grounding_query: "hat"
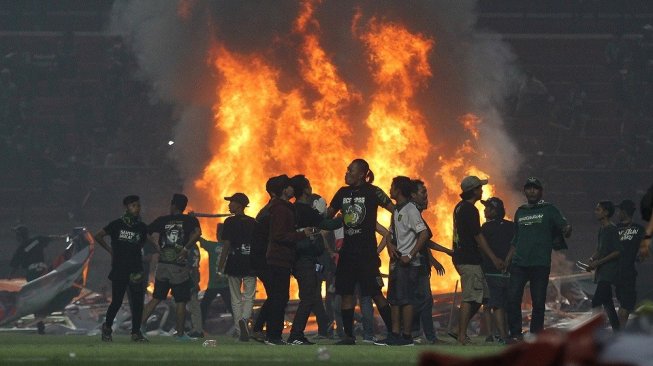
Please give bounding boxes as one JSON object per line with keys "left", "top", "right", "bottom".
{"left": 171, "top": 193, "right": 188, "bottom": 211}
{"left": 122, "top": 195, "right": 140, "bottom": 206}
{"left": 617, "top": 199, "right": 636, "bottom": 217}
{"left": 460, "top": 176, "right": 488, "bottom": 192}
{"left": 225, "top": 192, "right": 250, "bottom": 207}
{"left": 481, "top": 197, "right": 504, "bottom": 209}
{"left": 524, "top": 177, "right": 543, "bottom": 189}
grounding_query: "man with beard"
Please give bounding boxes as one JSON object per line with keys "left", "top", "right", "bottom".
{"left": 327, "top": 159, "right": 394, "bottom": 345}
{"left": 506, "top": 177, "right": 572, "bottom": 342}
{"left": 451, "top": 176, "right": 505, "bottom": 345}
{"left": 142, "top": 193, "right": 201, "bottom": 341}
{"left": 614, "top": 200, "right": 645, "bottom": 327}
{"left": 95, "top": 195, "right": 149, "bottom": 342}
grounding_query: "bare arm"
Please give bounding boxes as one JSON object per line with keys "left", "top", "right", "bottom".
{"left": 427, "top": 249, "right": 445, "bottom": 276}
{"left": 427, "top": 240, "right": 453, "bottom": 256}
{"left": 640, "top": 219, "right": 653, "bottom": 259}
{"left": 94, "top": 229, "right": 112, "bottom": 255}
{"left": 588, "top": 250, "right": 619, "bottom": 270}
{"left": 217, "top": 240, "right": 231, "bottom": 273}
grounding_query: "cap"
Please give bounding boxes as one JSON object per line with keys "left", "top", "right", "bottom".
{"left": 481, "top": 197, "right": 504, "bottom": 209}
{"left": 616, "top": 199, "right": 636, "bottom": 217}
{"left": 224, "top": 192, "right": 250, "bottom": 207}
{"left": 460, "top": 176, "right": 488, "bottom": 192}
{"left": 524, "top": 177, "right": 543, "bottom": 189}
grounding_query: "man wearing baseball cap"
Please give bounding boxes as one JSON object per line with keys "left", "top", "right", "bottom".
{"left": 218, "top": 192, "right": 257, "bottom": 341}
{"left": 506, "top": 177, "right": 572, "bottom": 343}
{"left": 451, "top": 176, "right": 505, "bottom": 345}
{"left": 614, "top": 199, "right": 645, "bottom": 327}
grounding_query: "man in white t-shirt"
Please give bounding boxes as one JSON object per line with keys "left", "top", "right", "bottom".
{"left": 375, "top": 176, "right": 429, "bottom": 347}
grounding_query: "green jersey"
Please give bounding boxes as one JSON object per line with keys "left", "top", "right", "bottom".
{"left": 199, "top": 238, "right": 229, "bottom": 289}
{"left": 512, "top": 201, "right": 568, "bottom": 267}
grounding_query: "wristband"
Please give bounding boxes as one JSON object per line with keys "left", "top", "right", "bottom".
{"left": 407, "top": 253, "right": 412, "bottom": 259}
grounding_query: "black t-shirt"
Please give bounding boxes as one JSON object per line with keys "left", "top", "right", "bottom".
{"left": 222, "top": 214, "right": 257, "bottom": 277}
{"left": 330, "top": 183, "right": 391, "bottom": 258}
{"left": 148, "top": 213, "right": 201, "bottom": 266}
{"left": 453, "top": 200, "right": 482, "bottom": 265}
{"left": 481, "top": 219, "right": 515, "bottom": 273}
{"left": 10, "top": 236, "right": 51, "bottom": 269}
{"left": 103, "top": 218, "right": 147, "bottom": 280}
{"left": 616, "top": 222, "right": 645, "bottom": 283}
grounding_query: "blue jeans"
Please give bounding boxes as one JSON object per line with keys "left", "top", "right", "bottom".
{"left": 507, "top": 265, "right": 550, "bottom": 337}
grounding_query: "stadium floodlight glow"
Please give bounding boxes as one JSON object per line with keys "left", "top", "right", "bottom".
{"left": 168, "top": 140, "right": 175, "bottom": 146}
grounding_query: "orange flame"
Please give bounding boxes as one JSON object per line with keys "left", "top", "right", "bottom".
{"left": 192, "top": 1, "right": 508, "bottom": 297}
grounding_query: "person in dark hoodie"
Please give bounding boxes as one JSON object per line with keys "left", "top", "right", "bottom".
{"left": 264, "top": 175, "right": 316, "bottom": 345}
{"left": 506, "top": 177, "right": 572, "bottom": 343}
{"left": 286, "top": 175, "right": 342, "bottom": 345}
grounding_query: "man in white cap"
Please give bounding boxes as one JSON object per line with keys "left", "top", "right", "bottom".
{"left": 451, "top": 176, "right": 505, "bottom": 345}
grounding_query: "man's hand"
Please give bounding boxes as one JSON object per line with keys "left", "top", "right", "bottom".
{"left": 493, "top": 258, "right": 506, "bottom": 272}
{"left": 587, "top": 259, "right": 597, "bottom": 271}
{"left": 176, "top": 247, "right": 188, "bottom": 262}
{"left": 640, "top": 238, "right": 650, "bottom": 260}
{"left": 387, "top": 242, "right": 400, "bottom": 259}
{"left": 432, "top": 260, "right": 445, "bottom": 276}
{"left": 400, "top": 255, "right": 411, "bottom": 265}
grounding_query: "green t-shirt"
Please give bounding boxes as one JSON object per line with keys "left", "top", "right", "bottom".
{"left": 199, "top": 238, "right": 229, "bottom": 289}
{"left": 595, "top": 223, "right": 621, "bottom": 283}
{"left": 512, "top": 201, "right": 568, "bottom": 267}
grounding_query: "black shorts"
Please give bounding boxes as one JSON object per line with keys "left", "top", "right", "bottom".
{"left": 153, "top": 278, "right": 191, "bottom": 303}
{"left": 335, "top": 254, "right": 383, "bottom": 297}
{"left": 485, "top": 275, "right": 509, "bottom": 309}
{"left": 387, "top": 263, "right": 419, "bottom": 306}
{"left": 616, "top": 281, "right": 637, "bottom": 312}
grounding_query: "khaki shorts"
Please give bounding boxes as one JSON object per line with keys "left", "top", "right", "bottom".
{"left": 456, "top": 264, "right": 489, "bottom": 304}
{"left": 155, "top": 262, "right": 190, "bottom": 285}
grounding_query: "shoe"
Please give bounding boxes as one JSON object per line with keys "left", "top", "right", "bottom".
{"left": 101, "top": 323, "right": 113, "bottom": 342}
{"left": 176, "top": 334, "right": 193, "bottom": 341}
{"left": 373, "top": 334, "right": 396, "bottom": 346}
{"left": 429, "top": 338, "right": 448, "bottom": 345}
{"left": 312, "top": 334, "right": 330, "bottom": 340}
{"left": 131, "top": 331, "right": 149, "bottom": 342}
{"left": 251, "top": 331, "right": 266, "bottom": 343}
{"left": 264, "top": 338, "right": 287, "bottom": 346}
{"left": 238, "top": 318, "right": 250, "bottom": 342}
{"left": 394, "top": 336, "right": 414, "bottom": 347}
{"left": 287, "top": 336, "right": 315, "bottom": 345}
{"left": 362, "top": 336, "right": 378, "bottom": 343}
{"left": 504, "top": 336, "right": 523, "bottom": 345}
{"left": 496, "top": 337, "right": 506, "bottom": 345}
{"left": 447, "top": 331, "right": 471, "bottom": 343}
{"left": 188, "top": 331, "right": 204, "bottom": 338}
{"left": 334, "top": 337, "right": 355, "bottom": 345}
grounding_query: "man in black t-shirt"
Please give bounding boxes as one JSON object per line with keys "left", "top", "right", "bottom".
{"left": 480, "top": 197, "right": 514, "bottom": 343}
{"left": 94, "top": 195, "right": 149, "bottom": 342}
{"left": 327, "top": 159, "right": 394, "bottom": 345}
{"left": 218, "top": 192, "right": 257, "bottom": 342}
{"left": 614, "top": 200, "right": 645, "bottom": 327}
{"left": 452, "top": 176, "right": 504, "bottom": 345}
{"left": 141, "top": 193, "right": 201, "bottom": 340}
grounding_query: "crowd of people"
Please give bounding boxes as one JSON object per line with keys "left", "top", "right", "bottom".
{"left": 10, "top": 158, "right": 649, "bottom": 345}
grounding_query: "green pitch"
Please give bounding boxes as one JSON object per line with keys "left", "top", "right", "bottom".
{"left": 0, "top": 334, "right": 503, "bottom": 365}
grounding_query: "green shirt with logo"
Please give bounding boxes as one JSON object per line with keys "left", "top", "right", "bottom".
{"left": 595, "top": 223, "right": 621, "bottom": 283}
{"left": 199, "top": 238, "right": 229, "bottom": 289}
{"left": 512, "top": 201, "right": 568, "bottom": 267}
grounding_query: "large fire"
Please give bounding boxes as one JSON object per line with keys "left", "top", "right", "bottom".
{"left": 192, "top": 0, "right": 501, "bottom": 298}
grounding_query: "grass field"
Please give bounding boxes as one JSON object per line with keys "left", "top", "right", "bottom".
{"left": 0, "top": 334, "right": 503, "bottom": 365}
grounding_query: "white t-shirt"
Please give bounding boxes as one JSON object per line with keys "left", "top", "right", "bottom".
{"left": 392, "top": 201, "right": 427, "bottom": 264}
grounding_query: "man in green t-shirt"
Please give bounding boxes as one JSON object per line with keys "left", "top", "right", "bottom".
{"left": 586, "top": 201, "right": 621, "bottom": 331}
{"left": 199, "top": 223, "right": 232, "bottom": 328}
{"left": 506, "top": 177, "right": 572, "bottom": 342}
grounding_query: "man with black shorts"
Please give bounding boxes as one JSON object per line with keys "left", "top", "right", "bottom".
{"left": 587, "top": 201, "right": 621, "bottom": 331}
{"left": 376, "top": 176, "right": 429, "bottom": 346}
{"left": 327, "top": 159, "right": 394, "bottom": 345}
{"left": 95, "top": 195, "right": 149, "bottom": 342}
{"left": 480, "top": 197, "right": 514, "bottom": 343}
{"left": 142, "top": 193, "right": 201, "bottom": 340}
{"left": 614, "top": 200, "right": 644, "bottom": 327}
{"left": 452, "top": 176, "right": 505, "bottom": 345}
